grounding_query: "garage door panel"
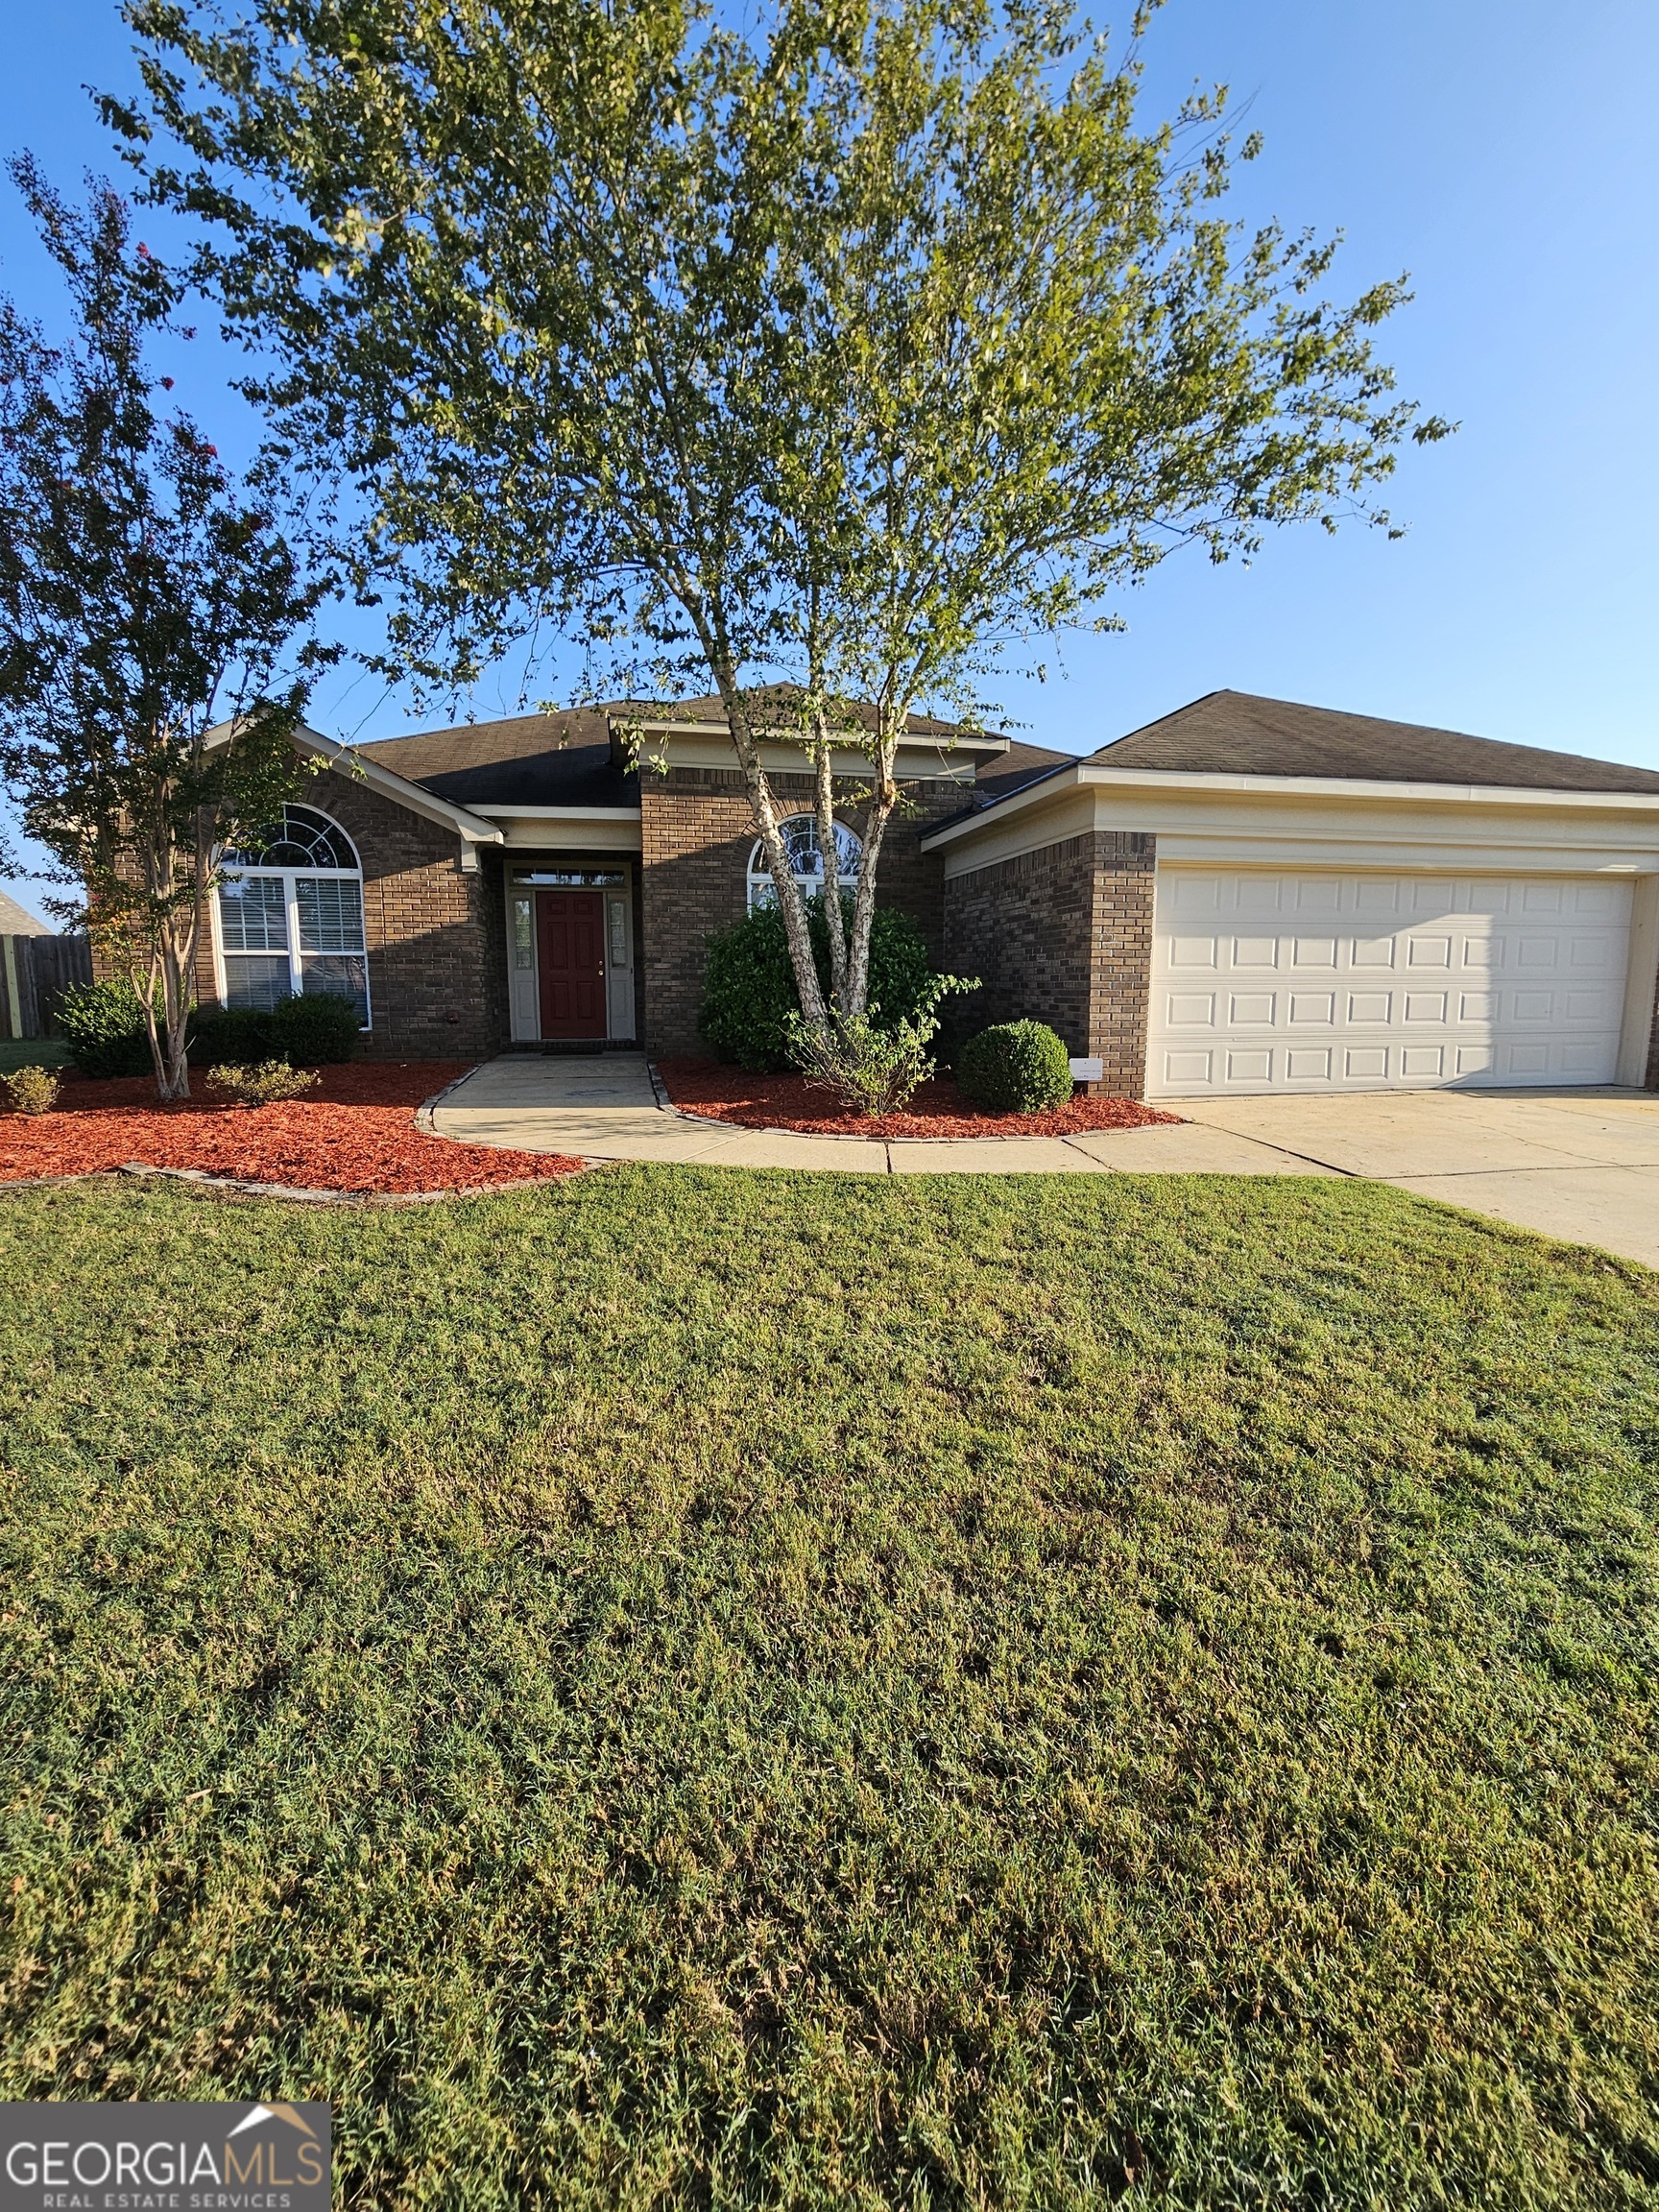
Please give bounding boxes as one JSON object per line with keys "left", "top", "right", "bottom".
{"left": 1150, "top": 869, "right": 1633, "bottom": 1095}
{"left": 1169, "top": 933, "right": 1220, "bottom": 970}
{"left": 1291, "top": 935, "right": 1338, "bottom": 968}
{"left": 1286, "top": 1046, "right": 1332, "bottom": 1079}
{"left": 1350, "top": 935, "right": 1398, "bottom": 969}
{"left": 1345, "top": 1046, "right": 1390, "bottom": 1080}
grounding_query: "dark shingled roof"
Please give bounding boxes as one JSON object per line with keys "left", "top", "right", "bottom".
{"left": 359, "top": 710, "right": 639, "bottom": 810}
{"left": 356, "top": 695, "right": 1012, "bottom": 811}
{"left": 974, "top": 739, "right": 1077, "bottom": 803}
{"left": 1089, "top": 690, "right": 1659, "bottom": 793}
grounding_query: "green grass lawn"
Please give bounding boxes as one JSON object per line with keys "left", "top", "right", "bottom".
{"left": 0, "top": 1036, "right": 71, "bottom": 1073}
{"left": 2, "top": 1167, "right": 1657, "bottom": 2208}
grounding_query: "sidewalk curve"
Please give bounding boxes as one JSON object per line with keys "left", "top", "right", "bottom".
{"left": 429, "top": 1054, "right": 1659, "bottom": 1267}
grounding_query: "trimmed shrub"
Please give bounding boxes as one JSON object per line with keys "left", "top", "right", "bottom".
{"left": 190, "top": 994, "right": 359, "bottom": 1069}
{"left": 55, "top": 981, "right": 360, "bottom": 1080}
{"left": 2, "top": 1065, "right": 60, "bottom": 1116}
{"left": 957, "top": 1021, "right": 1074, "bottom": 1114}
{"left": 785, "top": 974, "right": 977, "bottom": 1118}
{"left": 265, "top": 992, "right": 361, "bottom": 1066}
{"left": 700, "top": 900, "right": 937, "bottom": 1071}
{"left": 204, "top": 1059, "right": 320, "bottom": 1107}
{"left": 57, "top": 979, "right": 152, "bottom": 1079}
{"left": 189, "top": 1005, "right": 271, "bottom": 1069}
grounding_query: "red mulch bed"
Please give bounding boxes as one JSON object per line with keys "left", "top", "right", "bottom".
{"left": 0, "top": 1062, "right": 583, "bottom": 1195}
{"left": 657, "top": 1057, "right": 1183, "bottom": 1140}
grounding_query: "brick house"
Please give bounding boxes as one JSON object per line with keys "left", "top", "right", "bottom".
{"left": 206, "top": 689, "right": 1659, "bottom": 1098}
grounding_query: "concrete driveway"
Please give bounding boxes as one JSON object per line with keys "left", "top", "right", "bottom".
{"left": 1174, "top": 1088, "right": 1659, "bottom": 1268}
{"left": 431, "top": 1056, "right": 1659, "bottom": 1269}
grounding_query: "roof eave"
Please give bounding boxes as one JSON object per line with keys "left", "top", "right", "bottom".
{"left": 920, "top": 760, "right": 1659, "bottom": 850}
{"left": 619, "top": 711, "right": 1009, "bottom": 756}
{"left": 474, "top": 805, "right": 642, "bottom": 822}
{"left": 1072, "top": 763, "right": 1659, "bottom": 807}
{"left": 293, "top": 726, "right": 506, "bottom": 845}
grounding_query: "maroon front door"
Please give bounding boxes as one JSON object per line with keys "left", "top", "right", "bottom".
{"left": 537, "top": 889, "right": 608, "bottom": 1039}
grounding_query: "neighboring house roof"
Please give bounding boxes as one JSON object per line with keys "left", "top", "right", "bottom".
{"left": 1088, "top": 690, "right": 1659, "bottom": 794}
{"left": 0, "top": 889, "right": 52, "bottom": 934}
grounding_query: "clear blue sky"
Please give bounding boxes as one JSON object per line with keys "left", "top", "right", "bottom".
{"left": 2, "top": 0, "right": 1655, "bottom": 917}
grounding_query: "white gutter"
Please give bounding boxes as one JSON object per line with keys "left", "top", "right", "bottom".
{"left": 622, "top": 713, "right": 1008, "bottom": 755}
{"left": 477, "top": 805, "right": 641, "bottom": 822}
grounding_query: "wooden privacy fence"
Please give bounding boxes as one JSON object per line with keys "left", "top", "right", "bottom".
{"left": 0, "top": 933, "right": 92, "bottom": 1040}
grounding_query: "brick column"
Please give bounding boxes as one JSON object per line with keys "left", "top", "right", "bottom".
{"left": 943, "top": 829, "right": 1156, "bottom": 1096}
{"left": 1086, "top": 831, "right": 1156, "bottom": 1096}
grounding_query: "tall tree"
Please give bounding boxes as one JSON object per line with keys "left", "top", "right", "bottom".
{"left": 0, "top": 157, "right": 333, "bottom": 1097}
{"left": 767, "top": 1, "right": 1454, "bottom": 1014}
{"left": 110, "top": 0, "right": 1448, "bottom": 1037}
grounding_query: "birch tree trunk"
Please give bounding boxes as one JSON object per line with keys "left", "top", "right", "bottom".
{"left": 844, "top": 709, "right": 902, "bottom": 1018}
{"left": 703, "top": 661, "right": 831, "bottom": 1033}
{"left": 810, "top": 707, "right": 848, "bottom": 1008}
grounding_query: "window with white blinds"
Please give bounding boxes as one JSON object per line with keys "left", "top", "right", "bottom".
{"left": 216, "top": 805, "right": 371, "bottom": 1024}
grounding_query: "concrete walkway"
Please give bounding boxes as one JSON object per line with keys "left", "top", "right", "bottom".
{"left": 431, "top": 1054, "right": 1659, "bottom": 1267}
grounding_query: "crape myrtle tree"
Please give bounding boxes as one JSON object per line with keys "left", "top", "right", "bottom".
{"left": 108, "top": 0, "right": 1449, "bottom": 1043}
{"left": 0, "top": 157, "right": 333, "bottom": 1098}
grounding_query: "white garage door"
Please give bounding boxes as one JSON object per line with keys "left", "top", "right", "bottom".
{"left": 1148, "top": 869, "right": 1633, "bottom": 1096}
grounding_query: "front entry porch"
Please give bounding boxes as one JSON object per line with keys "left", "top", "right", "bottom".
{"left": 505, "top": 863, "right": 638, "bottom": 1045}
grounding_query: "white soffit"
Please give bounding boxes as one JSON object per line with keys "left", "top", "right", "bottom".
{"left": 489, "top": 810, "right": 643, "bottom": 853}
{"left": 628, "top": 725, "right": 997, "bottom": 781}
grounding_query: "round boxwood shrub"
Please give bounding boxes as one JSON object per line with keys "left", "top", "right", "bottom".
{"left": 956, "top": 1021, "right": 1074, "bottom": 1114}
{"left": 264, "top": 991, "right": 361, "bottom": 1065}
{"left": 700, "top": 900, "right": 935, "bottom": 1071}
{"left": 56, "top": 978, "right": 152, "bottom": 1079}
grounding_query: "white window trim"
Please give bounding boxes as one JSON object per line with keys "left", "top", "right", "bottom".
{"left": 746, "top": 816, "right": 862, "bottom": 914}
{"left": 212, "top": 811, "right": 373, "bottom": 1030}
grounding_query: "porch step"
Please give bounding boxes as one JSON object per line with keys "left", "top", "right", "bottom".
{"left": 503, "top": 1040, "right": 633, "bottom": 1057}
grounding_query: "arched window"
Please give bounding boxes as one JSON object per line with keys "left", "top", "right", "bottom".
{"left": 746, "top": 815, "right": 862, "bottom": 914}
{"left": 216, "top": 803, "right": 371, "bottom": 1024}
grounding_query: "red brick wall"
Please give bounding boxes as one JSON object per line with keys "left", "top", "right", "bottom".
{"left": 638, "top": 765, "right": 969, "bottom": 1056}
{"left": 943, "top": 830, "right": 1156, "bottom": 1096}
